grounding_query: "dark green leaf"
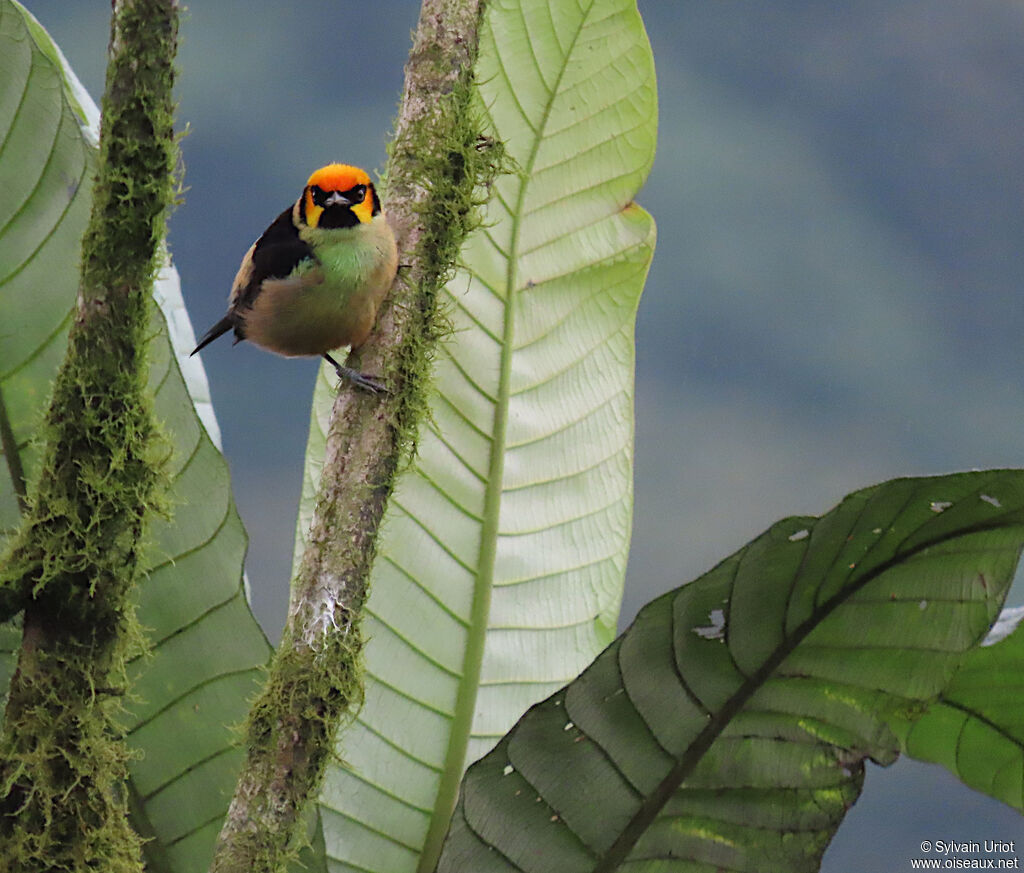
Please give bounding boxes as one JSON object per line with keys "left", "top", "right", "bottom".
{"left": 438, "top": 470, "right": 1024, "bottom": 872}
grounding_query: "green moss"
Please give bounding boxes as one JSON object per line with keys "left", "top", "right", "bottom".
{"left": 226, "top": 629, "right": 365, "bottom": 871}
{"left": 0, "top": 1, "right": 179, "bottom": 870}
{"left": 380, "top": 76, "right": 508, "bottom": 474}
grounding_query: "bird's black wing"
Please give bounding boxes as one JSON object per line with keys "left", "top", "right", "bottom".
{"left": 191, "top": 206, "right": 317, "bottom": 355}
{"left": 235, "top": 206, "right": 316, "bottom": 309}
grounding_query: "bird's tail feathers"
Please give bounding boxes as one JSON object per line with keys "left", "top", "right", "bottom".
{"left": 191, "top": 315, "right": 235, "bottom": 356}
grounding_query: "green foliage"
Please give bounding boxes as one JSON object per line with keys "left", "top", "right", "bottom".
{"left": 0, "top": 0, "right": 95, "bottom": 549}
{"left": 125, "top": 301, "right": 287, "bottom": 873}
{"left": 437, "top": 470, "right": 1024, "bottom": 871}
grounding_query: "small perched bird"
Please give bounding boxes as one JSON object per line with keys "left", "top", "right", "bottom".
{"left": 191, "top": 163, "right": 398, "bottom": 392}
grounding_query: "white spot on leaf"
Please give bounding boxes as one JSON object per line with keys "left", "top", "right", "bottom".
{"left": 693, "top": 608, "right": 726, "bottom": 640}
{"left": 980, "top": 494, "right": 1002, "bottom": 508}
{"left": 788, "top": 529, "right": 809, "bottom": 542}
{"left": 930, "top": 501, "right": 953, "bottom": 513}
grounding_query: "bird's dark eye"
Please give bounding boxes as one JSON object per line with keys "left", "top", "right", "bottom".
{"left": 345, "top": 184, "right": 367, "bottom": 203}
{"left": 310, "top": 185, "right": 327, "bottom": 207}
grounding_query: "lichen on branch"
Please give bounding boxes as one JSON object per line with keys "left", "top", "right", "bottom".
{"left": 0, "top": 1, "right": 179, "bottom": 870}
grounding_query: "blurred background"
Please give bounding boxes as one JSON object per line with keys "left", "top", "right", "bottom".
{"left": 28, "top": 1, "right": 1024, "bottom": 867}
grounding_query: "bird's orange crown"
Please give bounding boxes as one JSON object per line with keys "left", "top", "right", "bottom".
{"left": 306, "top": 163, "right": 371, "bottom": 192}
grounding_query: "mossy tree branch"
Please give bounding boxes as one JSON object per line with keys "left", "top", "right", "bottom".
{"left": 0, "top": 1, "right": 178, "bottom": 870}
{"left": 209, "top": 1, "right": 502, "bottom": 870}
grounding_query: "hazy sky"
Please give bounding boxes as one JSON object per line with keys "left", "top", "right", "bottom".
{"left": 25, "top": 1, "right": 1024, "bottom": 867}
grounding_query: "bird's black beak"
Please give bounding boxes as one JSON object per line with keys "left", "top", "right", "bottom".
{"left": 324, "top": 191, "right": 351, "bottom": 207}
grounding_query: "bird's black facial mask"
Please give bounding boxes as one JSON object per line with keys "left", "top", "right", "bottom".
{"left": 308, "top": 184, "right": 367, "bottom": 229}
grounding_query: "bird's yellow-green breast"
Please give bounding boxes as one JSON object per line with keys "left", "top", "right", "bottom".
{"left": 245, "top": 214, "right": 397, "bottom": 355}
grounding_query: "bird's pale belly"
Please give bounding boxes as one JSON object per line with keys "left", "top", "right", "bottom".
{"left": 243, "top": 274, "right": 376, "bottom": 357}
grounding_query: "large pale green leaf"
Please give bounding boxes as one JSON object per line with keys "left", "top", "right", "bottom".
{"left": 436, "top": 470, "right": 1024, "bottom": 871}
{"left": 0, "top": 6, "right": 324, "bottom": 871}
{"left": 0, "top": 0, "right": 94, "bottom": 536}
{"left": 293, "top": 0, "right": 657, "bottom": 869}
{"left": 127, "top": 268, "right": 273, "bottom": 873}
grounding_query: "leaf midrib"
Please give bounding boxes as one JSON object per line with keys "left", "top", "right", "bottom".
{"left": 416, "top": 5, "right": 597, "bottom": 871}
{"left": 592, "top": 499, "right": 1024, "bottom": 872}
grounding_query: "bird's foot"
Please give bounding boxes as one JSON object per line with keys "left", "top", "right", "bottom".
{"left": 333, "top": 364, "right": 387, "bottom": 394}
{"left": 323, "top": 352, "right": 387, "bottom": 394}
